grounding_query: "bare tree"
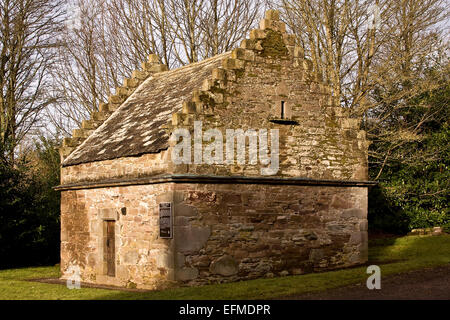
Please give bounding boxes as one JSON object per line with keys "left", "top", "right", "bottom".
{"left": 279, "top": 0, "right": 384, "bottom": 108}
{"left": 279, "top": 0, "right": 447, "bottom": 105}
{"left": 48, "top": 0, "right": 264, "bottom": 136}
{"left": 278, "top": 0, "right": 449, "bottom": 178}
{"left": 0, "top": 0, "right": 64, "bottom": 164}
{"left": 48, "top": 0, "right": 124, "bottom": 135}
{"left": 200, "top": 0, "right": 264, "bottom": 58}
{"left": 107, "top": 0, "right": 264, "bottom": 67}
{"left": 107, "top": 0, "right": 173, "bottom": 68}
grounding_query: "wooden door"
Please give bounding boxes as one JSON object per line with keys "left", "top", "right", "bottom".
{"left": 105, "top": 221, "right": 115, "bottom": 277}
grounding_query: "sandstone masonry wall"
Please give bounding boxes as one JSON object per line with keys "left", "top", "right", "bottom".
{"left": 61, "top": 184, "right": 176, "bottom": 289}
{"left": 60, "top": 182, "right": 367, "bottom": 289}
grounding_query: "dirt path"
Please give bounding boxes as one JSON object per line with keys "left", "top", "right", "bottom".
{"left": 284, "top": 264, "right": 450, "bottom": 300}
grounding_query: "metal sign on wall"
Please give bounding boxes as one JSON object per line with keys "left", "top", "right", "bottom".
{"left": 159, "top": 202, "right": 173, "bottom": 239}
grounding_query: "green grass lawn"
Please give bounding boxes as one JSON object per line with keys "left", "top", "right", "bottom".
{"left": 1, "top": 234, "right": 449, "bottom": 300}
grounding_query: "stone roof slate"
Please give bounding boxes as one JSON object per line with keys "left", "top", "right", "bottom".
{"left": 63, "top": 52, "right": 230, "bottom": 167}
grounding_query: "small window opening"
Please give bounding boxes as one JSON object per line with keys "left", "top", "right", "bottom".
{"left": 270, "top": 100, "right": 298, "bottom": 125}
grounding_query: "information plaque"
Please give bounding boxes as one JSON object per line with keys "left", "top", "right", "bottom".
{"left": 159, "top": 202, "right": 173, "bottom": 238}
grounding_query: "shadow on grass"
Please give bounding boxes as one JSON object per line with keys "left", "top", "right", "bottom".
{"left": 6, "top": 234, "right": 448, "bottom": 300}
{"left": 93, "top": 235, "right": 450, "bottom": 300}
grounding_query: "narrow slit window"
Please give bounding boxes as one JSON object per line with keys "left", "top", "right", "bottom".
{"left": 281, "top": 101, "right": 285, "bottom": 119}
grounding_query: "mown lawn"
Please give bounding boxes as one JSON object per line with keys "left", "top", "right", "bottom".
{"left": 0, "top": 234, "right": 449, "bottom": 300}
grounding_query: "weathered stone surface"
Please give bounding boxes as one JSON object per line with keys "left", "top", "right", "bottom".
{"left": 155, "top": 252, "right": 174, "bottom": 269}
{"left": 174, "top": 216, "right": 190, "bottom": 226}
{"left": 342, "top": 208, "right": 365, "bottom": 219}
{"left": 175, "top": 226, "right": 211, "bottom": 253}
{"left": 309, "top": 249, "right": 324, "bottom": 262}
{"left": 210, "top": 255, "right": 239, "bottom": 276}
{"left": 60, "top": 183, "right": 369, "bottom": 290}
{"left": 176, "top": 267, "right": 199, "bottom": 281}
{"left": 99, "top": 208, "right": 117, "bottom": 220}
{"left": 349, "top": 231, "right": 363, "bottom": 244}
{"left": 176, "top": 253, "right": 186, "bottom": 267}
{"left": 174, "top": 204, "right": 198, "bottom": 217}
{"left": 191, "top": 255, "right": 211, "bottom": 268}
{"left": 123, "top": 251, "right": 139, "bottom": 265}
{"left": 359, "top": 220, "right": 368, "bottom": 231}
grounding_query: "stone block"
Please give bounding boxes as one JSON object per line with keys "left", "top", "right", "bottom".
{"left": 250, "top": 29, "right": 267, "bottom": 40}
{"left": 174, "top": 216, "right": 190, "bottom": 226}
{"left": 99, "top": 102, "right": 109, "bottom": 112}
{"left": 231, "top": 48, "right": 255, "bottom": 61}
{"left": 309, "top": 249, "right": 324, "bottom": 262}
{"left": 174, "top": 204, "right": 197, "bottom": 217}
{"left": 123, "top": 78, "right": 140, "bottom": 88}
{"left": 349, "top": 231, "right": 363, "bottom": 244}
{"left": 212, "top": 68, "right": 226, "bottom": 81}
{"left": 182, "top": 101, "right": 196, "bottom": 114}
{"left": 222, "top": 58, "right": 245, "bottom": 70}
{"left": 123, "top": 251, "right": 139, "bottom": 265}
{"left": 148, "top": 54, "right": 160, "bottom": 63}
{"left": 259, "top": 19, "right": 274, "bottom": 30}
{"left": 342, "top": 208, "right": 365, "bottom": 219}
{"left": 116, "top": 265, "right": 129, "bottom": 279}
{"left": 359, "top": 220, "right": 368, "bottom": 231}
{"left": 176, "top": 267, "right": 199, "bottom": 281}
{"left": 155, "top": 252, "right": 174, "bottom": 269}
{"left": 176, "top": 253, "right": 185, "bottom": 267}
{"left": 99, "top": 208, "right": 117, "bottom": 220}
{"left": 192, "top": 255, "right": 211, "bottom": 268}
{"left": 265, "top": 10, "right": 280, "bottom": 21}
{"left": 132, "top": 70, "right": 149, "bottom": 80}
{"left": 210, "top": 255, "right": 239, "bottom": 276}
{"left": 108, "top": 94, "right": 126, "bottom": 104}
{"left": 240, "top": 39, "right": 255, "bottom": 50}
{"left": 175, "top": 225, "right": 211, "bottom": 253}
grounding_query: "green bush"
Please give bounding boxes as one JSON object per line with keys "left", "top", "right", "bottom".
{"left": 368, "top": 74, "right": 449, "bottom": 233}
{"left": 368, "top": 186, "right": 410, "bottom": 234}
{"left": 443, "top": 222, "right": 450, "bottom": 234}
{"left": 0, "top": 137, "right": 60, "bottom": 269}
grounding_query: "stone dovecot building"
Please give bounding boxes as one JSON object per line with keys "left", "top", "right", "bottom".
{"left": 56, "top": 10, "right": 375, "bottom": 290}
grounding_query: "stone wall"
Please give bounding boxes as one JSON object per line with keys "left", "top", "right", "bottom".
{"left": 60, "top": 10, "right": 370, "bottom": 187}
{"left": 60, "top": 184, "right": 176, "bottom": 290}
{"left": 167, "top": 10, "right": 369, "bottom": 180}
{"left": 60, "top": 181, "right": 367, "bottom": 289}
{"left": 172, "top": 183, "right": 367, "bottom": 286}
{"left": 61, "top": 151, "right": 171, "bottom": 185}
